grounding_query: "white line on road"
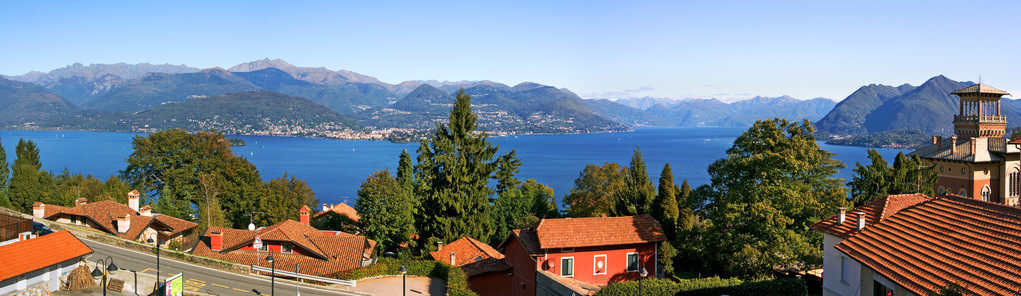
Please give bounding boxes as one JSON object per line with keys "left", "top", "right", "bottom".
{"left": 79, "top": 237, "right": 365, "bottom": 296}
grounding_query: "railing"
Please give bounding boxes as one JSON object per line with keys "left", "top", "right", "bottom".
{"left": 954, "top": 115, "right": 1007, "bottom": 123}
{"left": 251, "top": 264, "right": 357, "bottom": 287}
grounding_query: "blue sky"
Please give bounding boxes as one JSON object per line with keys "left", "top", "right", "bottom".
{"left": 2, "top": 1, "right": 1019, "bottom": 101}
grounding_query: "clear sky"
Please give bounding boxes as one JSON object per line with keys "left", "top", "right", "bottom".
{"left": 2, "top": 0, "right": 1019, "bottom": 101}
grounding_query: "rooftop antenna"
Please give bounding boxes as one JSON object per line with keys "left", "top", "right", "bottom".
{"left": 246, "top": 210, "right": 263, "bottom": 230}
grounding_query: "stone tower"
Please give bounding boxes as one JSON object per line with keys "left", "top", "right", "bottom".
{"left": 952, "top": 83, "right": 1010, "bottom": 138}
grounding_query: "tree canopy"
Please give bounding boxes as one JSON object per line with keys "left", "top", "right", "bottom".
{"left": 848, "top": 150, "right": 936, "bottom": 207}
{"left": 0, "top": 137, "right": 9, "bottom": 208}
{"left": 563, "top": 162, "right": 627, "bottom": 217}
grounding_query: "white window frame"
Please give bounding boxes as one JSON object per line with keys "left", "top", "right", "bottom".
{"left": 626, "top": 252, "right": 639, "bottom": 272}
{"left": 257, "top": 242, "right": 268, "bottom": 252}
{"left": 981, "top": 185, "right": 991, "bottom": 202}
{"left": 593, "top": 254, "right": 607, "bottom": 275}
{"left": 561, "top": 257, "right": 574, "bottom": 278}
{"left": 840, "top": 255, "right": 850, "bottom": 284}
{"left": 281, "top": 243, "right": 293, "bottom": 254}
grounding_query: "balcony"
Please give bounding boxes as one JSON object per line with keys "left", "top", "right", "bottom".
{"left": 953, "top": 115, "right": 1007, "bottom": 124}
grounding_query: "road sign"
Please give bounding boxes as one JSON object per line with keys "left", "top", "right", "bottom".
{"left": 253, "top": 236, "right": 263, "bottom": 250}
{"left": 164, "top": 273, "right": 183, "bottom": 296}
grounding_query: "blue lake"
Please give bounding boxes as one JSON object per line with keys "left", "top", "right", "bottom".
{"left": 0, "top": 128, "right": 908, "bottom": 206}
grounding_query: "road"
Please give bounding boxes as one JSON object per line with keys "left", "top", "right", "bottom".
{"left": 81, "top": 238, "right": 363, "bottom": 296}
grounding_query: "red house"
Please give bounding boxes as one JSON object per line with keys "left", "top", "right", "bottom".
{"left": 430, "top": 236, "right": 513, "bottom": 296}
{"left": 499, "top": 215, "right": 667, "bottom": 295}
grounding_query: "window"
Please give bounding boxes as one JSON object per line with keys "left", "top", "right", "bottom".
{"left": 873, "top": 280, "right": 894, "bottom": 296}
{"left": 594, "top": 255, "right": 607, "bottom": 275}
{"left": 281, "top": 243, "right": 293, "bottom": 254}
{"left": 981, "top": 185, "right": 991, "bottom": 202}
{"left": 1010, "top": 169, "right": 1020, "bottom": 197}
{"left": 959, "top": 188, "right": 967, "bottom": 197}
{"left": 938, "top": 186, "right": 946, "bottom": 196}
{"left": 840, "top": 256, "right": 850, "bottom": 284}
{"left": 257, "top": 242, "right": 268, "bottom": 252}
{"left": 561, "top": 257, "right": 574, "bottom": 277}
{"left": 626, "top": 252, "right": 639, "bottom": 272}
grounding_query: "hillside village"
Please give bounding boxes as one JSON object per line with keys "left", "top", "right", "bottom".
{"left": 2, "top": 83, "right": 1021, "bottom": 296}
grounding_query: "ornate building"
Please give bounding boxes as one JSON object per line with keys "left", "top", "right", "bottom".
{"left": 912, "top": 83, "right": 1019, "bottom": 205}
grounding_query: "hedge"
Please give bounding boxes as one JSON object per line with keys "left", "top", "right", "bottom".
{"left": 594, "top": 277, "right": 806, "bottom": 296}
{"left": 333, "top": 258, "right": 477, "bottom": 296}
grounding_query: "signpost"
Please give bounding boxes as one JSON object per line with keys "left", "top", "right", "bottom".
{"left": 164, "top": 273, "right": 183, "bottom": 296}
{"left": 253, "top": 236, "right": 263, "bottom": 250}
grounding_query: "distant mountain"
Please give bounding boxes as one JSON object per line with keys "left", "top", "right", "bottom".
{"left": 2, "top": 62, "right": 200, "bottom": 105}
{"left": 82, "top": 68, "right": 260, "bottom": 111}
{"left": 228, "top": 58, "right": 384, "bottom": 86}
{"left": 592, "top": 95, "right": 836, "bottom": 128}
{"left": 74, "top": 90, "right": 360, "bottom": 135}
{"left": 583, "top": 99, "right": 671, "bottom": 126}
{"left": 0, "top": 77, "right": 78, "bottom": 126}
{"left": 614, "top": 97, "right": 683, "bottom": 110}
{"left": 231, "top": 68, "right": 394, "bottom": 115}
{"left": 814, "top": 83, "right": 914, "bottom": 136}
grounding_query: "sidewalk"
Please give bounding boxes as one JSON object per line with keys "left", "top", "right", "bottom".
{"left": 49, "top": 261, "right": 213, "bottom": 296}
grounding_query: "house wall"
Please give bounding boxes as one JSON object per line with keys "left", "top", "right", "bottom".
{"left": 537, "top": 243, "right": 655, "bottom": 286}
{"left": 468, "top": 271, "right": 512, "bottom": 296}
{"left": 238, "top": 241, "right": 317, "bottom": 256}
{"left": 0, "top": 257, "right": 82, "bottom": 294}
{"left": 502, "top": 237, "right": 536, "bottom": 296}
{"left": 821, "top": 233, "right": 859, "bottom": 296}
{"left": 859, "top": 265, "right": 917, "bottom": 296}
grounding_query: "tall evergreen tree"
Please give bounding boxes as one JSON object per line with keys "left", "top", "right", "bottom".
{"left": 9, "top": 139, "right": 44, "bottom": 212}
{"left": 615, "top": 147, "right": 655, "bottom": 216}
{"left": 397, "top": 149, "right": 414, "bottom": 193}
{"left": 0, "top": 137, "right": 10, "bottom": 208}
{"left": 654, "top": 163, "right": 680, "bottom": 238}
{"left": 675, "top": 179, "right": 695, "bottom": 231}
{"left": 415, "top": 89, "right": 502, "bottom": 244}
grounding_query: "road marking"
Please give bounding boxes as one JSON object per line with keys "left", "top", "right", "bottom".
{"left": 139, "top": 268, "right": 156, "bottom": 274}
{"left": 234, "top": 287, "right": 249, "bottom": 292}
{"left": 211, "top": 283, "right": 230, "bottom": 288}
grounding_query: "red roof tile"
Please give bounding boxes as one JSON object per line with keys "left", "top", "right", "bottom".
{"left": 40, "top": 200, "right": 196, "bottom": 240}
{"left": 313, "top": 203, "right": 360, "bottom": 222}
{"left": 835, "top": 194, "right": 1021, "bottom": 295}
{"left": 811, "top": 193, "right": 930, "bottom": 239}
{"left": 430, "top": 237, "right": 511, "bottom": 277}
{"left": 535, "top": 215, "right": 666, "bottom": 249}
{"left": 0, "top": 231, "right": 93, "bottom": 282}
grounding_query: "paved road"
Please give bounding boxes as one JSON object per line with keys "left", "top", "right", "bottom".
{"left": 81, "top": 238, "right": 363, "bottom": 296}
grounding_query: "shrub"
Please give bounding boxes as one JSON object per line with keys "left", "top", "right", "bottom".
{"left": 334, "top": 258, "right": 478, "bottom": 295}
{"left": 594, "top": 277, "right": 806, "bottom": 296}
{"left": 446, "top": 264, "right": 477, "bottom": 296}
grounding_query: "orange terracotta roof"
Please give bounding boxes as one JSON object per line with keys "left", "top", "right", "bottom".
{"left": 42, "top": 200, "right": 196, "bottom": 240}
{"left": 835, "top": 194, "right": 1021, "bottom": 295}
{"left": 811, "top": 193, "right": 930, "bottom": 239}
{"left": 194, "top": 223, "right": 371, "bottom": 276}
{"left": 313, "top": 203, "right": 360, "bottom": 222}
{"left": 0, "top": 230, "right": 93, "bottom": 282}
{"left": 952, "top": 83, "right": 1010, "bottom": 96}
{"left": 539, "top": 271, "right": 599, "bottom": 295}
{"left": 430, "top": 237, "right": 511, "bottom": 277}
{"left": 535, "top": 215, "right": 666, "bottom": 249}
{"left": 39, "top": 203, "right": 69, "bottom": 219}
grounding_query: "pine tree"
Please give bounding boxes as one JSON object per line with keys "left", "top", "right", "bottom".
{"left": 9, "top": 139, "right": 44, "bottom": 212}
{"left": 654, "top": 163, "right": 680, "bottom": 238}
{"left": 615, "top": 147, "right": 655, "bottom": 216}
{"left": 415, "top": 89, "right": 501, "bottom": 244}
{"left": 0, "top": 137, "right": 10, "bottom": 208}
{"left": 397, "top": 149, "right": 414, "bottom": 193}
{"left": 676, "top": 179, "right": 695, "bottom": 231}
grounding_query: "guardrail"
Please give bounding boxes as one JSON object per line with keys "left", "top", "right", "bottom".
{"left": 251, "top": 265, "right": 356, "bottom": 287}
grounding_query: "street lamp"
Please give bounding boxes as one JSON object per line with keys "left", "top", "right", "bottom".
{"left": 639, "top": 267, "right": 648, "bottom": 296}
{"left": 399, "top": 264, "right": 407, "bottom": 296}
{"left": 265, "top": 253, "right": 275, "bottom": 296}
{"left": 146, "top": 236, "right": 163, "bottom": 293}
{"left": 90, "top": 256, "right": 118, "bottom": 296}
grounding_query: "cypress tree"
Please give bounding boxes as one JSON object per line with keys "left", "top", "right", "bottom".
{"left": 654, "top": 163, "right": 680, "bottom": 238}
{"left": 10, "top": 138, "right": 43, "bottom": 212}
{"left": 0, "top": 137, "right": 10, "bottom": 208}
{"left": 397, "top": 149, "right": 414, "bottom": 193}
{"left": 615, "top": 147, "right": 655, "bottom": 216}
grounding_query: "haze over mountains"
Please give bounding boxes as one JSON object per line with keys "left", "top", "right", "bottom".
{"left": 5, "top": 58, "right": 972, "bottom": 142}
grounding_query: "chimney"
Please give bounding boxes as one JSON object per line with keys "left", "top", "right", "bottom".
{"left": 437, "top": 241, "right": 444, "bottom": 251}
{"left": 299, "top": 205, "right": 311, "bottom": 225}
{"left": 449, "top": 252, "right": 457, "bottom": 266}
{"left": 139, "top": 205, "right": 152, "bottom": 217}
{"left": 970, "top": 137, "right": 977, "bottom": 155}
{"left": 934, "top": 136, "right": 942, "bottom": 150}
{"left": 951, "top": 136, "right": 958, "bottom": 154}
{"left": 838, "top": 207, "right": 846, "bottom": 224}
{"left": 33, "top": 202, "right": 45, "bottom": 218}
{"left": 128, "top": 190, "right": 140, "bottom": 212}
{"left": 75, "top": 198, "right": 88, "bottom": 207}
{"left": 117, "top": 214, "right": 130, "bottom": 233}
{"left": 210, "top": 229, "right": 223, "bottom": 251}
{"left": 322, "top": 203, "right": 329, "bottom": 212}
{"left": 856, "top": 212, "right": 866, "bottom": 231}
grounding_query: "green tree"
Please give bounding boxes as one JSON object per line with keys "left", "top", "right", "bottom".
{"left": 523, "top": 179, "right": 558, "bottom": 219}
{"left": 0, "top": 137, "right": 10, "bottom": 208}
{"left": 414, "top": 89, "right": 503, "bottom": 244}
{"left": 848, "top": 149, "right": 889, "bottom": 206}
{"left": 490, "top": 178, "right": 557, "bottom": 246}
{"left": 653, "top": 163, "right": 680, "bottom": 239}
{"left": 697, "top": 119, "right": 848, "bottom": 278}
{"left": 397, "top": 149, "right": 414, "bottom": 193}
{"left": 564, "top": 162, "right": 628, "bottom": 217}
{"left": 197, "top": 173, "right": 226, "bottom": 231}
{"left": 9, "top": 138, "right": 44, "bottom": 212}
{"left": 257, "top": 173, "right": 319, "bottom": 227}
{"left": 615, "top": 147, "right": 656, "bottom": 216}
{"left": 848, "top": 150, "right": 937, "bottom": 207}
{"left": 675, "top": 179, "right": 695, "bottom": 231}
{"left": 356, "top": 170, "right": 414, "bottom": 252}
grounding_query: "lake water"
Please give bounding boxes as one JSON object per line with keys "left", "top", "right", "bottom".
{"left": 0, "top": 128, "right": 908, "bottom": 206}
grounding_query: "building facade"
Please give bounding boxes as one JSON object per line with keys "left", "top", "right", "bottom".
{"left": 0, "top": 230, "right": 93, "bottom": 295}
{"left": 32, "top": 190, "right": 197, "bottom": 247}
{"left": 431, "top": 236, "right": 513, "bottom": 296}
{"left": 912, "top": 84, "right": 1020, "bottom": 205}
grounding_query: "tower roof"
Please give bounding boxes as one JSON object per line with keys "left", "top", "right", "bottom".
{"left": 951, "top": 83, "right": 1010, "bottom": 96}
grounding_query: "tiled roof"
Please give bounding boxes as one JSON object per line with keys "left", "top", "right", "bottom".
{"left": 36, "top": 203, "right": 69, "bottom": 219}
{"left": 535, "top": 215, "right": 666, "bottom": 249}
{"left": 911, "top": 137, "right": 1004, "bottom": 163}
{"left": 811, "top": 193, "right": 930, "bottom": 239}
{"left": 430, "top": 237, "right": 511, "bottom": 277}
{"left": 498, "top": 229, "right": 542, "bottom": 256}
{"left": 835, "top": 194, "right": 1021, "bottom": 295}
{"left": 539, "top": 270, "right": 599, "bottom": 295}
{"left": 951, "top": 83, "right": 1010, "bottom": 96}
{"left": 0, "top": 230, "right": 93, "bottom": 282}
{"left": 313, "top": 203, "right": 360, "bottom": 222}
{"left": 194, "top": 220, "right": 375, "bottom": 276}
{"left": 43, "top": 200, "right": 196, "bottom": 240}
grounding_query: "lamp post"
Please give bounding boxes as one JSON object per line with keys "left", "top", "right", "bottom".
{"left": 639, "top": 267, "right": 648, "bottom": 296}
{"left": 90, "top": 256, "right": 118, "bottom": 296}
{"left": 295, "top": 263, "right": 300, "bottom": 296}
{"left": 146, "top": 236, "right": 163, "bottom": 293}
{"left": 399, "top": 264, "right": 407, "bottom": 296}
{"left": 265, "top": 253, "right": 275, "bottom": 296}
